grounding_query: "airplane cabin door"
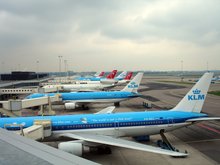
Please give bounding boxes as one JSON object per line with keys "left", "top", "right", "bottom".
{"left": 114, "top": 121, "right": 120, "bottom": 130}
{"left": 167, "top": 118, "right": 173, "bottom": 127}
{"left": 114, "top": 121, "right": 120, "bottom": 137}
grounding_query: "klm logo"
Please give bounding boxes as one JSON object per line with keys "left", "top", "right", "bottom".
{"left": 188, "top": 89, "right": 205, "bottom": 101}
{"left": 128, "top": 82, "right": 138, "bottom": 88}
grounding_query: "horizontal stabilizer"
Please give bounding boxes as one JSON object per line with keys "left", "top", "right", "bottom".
{"left": 61, "top": 133, "right": 188, "bottom": 157}
{"left": 186, "top": 117, "right": 220, "bottom": 122}
{"left": 95, "top": 106, "right": 116, "bottom": 114}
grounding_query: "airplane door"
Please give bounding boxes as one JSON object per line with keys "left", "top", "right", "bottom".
{"left": 167, "top": 118, "right": 173, "bottom": 127}
{"left": 114, "top": 121, "right": 120, "bottom": 137}
{"left": 114, "top": 121, "right": 120, "bottom": 130}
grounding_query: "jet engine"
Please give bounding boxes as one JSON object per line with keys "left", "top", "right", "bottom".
{"left": 64, "top": 102, "right": 77, "bottom": 109}
{"left": 58, "top": 141, "right": 90, "bottom": 156}
{"left": 58, "top": 141, "right": 112, "bottom": 156}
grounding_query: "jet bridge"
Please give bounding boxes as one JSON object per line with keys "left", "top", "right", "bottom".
{"left": 0, "top": 86, "right": 62, "bottom": 94}
{"left": 4, "top": 120, "right": 52, "bottom": 140}
{"left": 0, "top": 94, "right": 61, "bottom": 116}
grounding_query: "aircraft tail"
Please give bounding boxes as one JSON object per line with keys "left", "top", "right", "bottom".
{"left": 116, "top": 71, "right": 127, "bottom": 79}
{"left": 94, "top": 71, "right": 105, "bottom": 77}
{"left": 121, "top": 72, "right": 143, "bottom": 93}
{"left": 106, "top": 70, "right": 117, "bottom": 79}
{"left": 94, "top": 72, "right": 99, "bottom": 77}
{"left": 124, "top": 72, "right": 133, "bottom": 80}
{"left": 171, "top": 72, "right": 213, "bottom": 113}
{"left": 98, "top": 71, "right": 105, "bottom": 77}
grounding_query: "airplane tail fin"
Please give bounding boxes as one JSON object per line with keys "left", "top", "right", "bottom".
{"left": 116, "top": 71, "right": 127, "bottom": 79}
{"left": 94, "top": 72, "right": 99, "bottom": 77}
{"left": 124, "top": 72, "right": 133, "bottom": 80}
{"left": 171, "top": 72, "right": 213, "bottom": 113}
{"left": 121, "top": 72, "right": 143, "bottom": 93}
{"left": 98, "top": 71, "right": 105, "bottom": 77}
{"left": 106, "top": 70, "right": 117, "bottom": 79}
{"left": 94, "top": 71, "right": 105, "bottom": 77}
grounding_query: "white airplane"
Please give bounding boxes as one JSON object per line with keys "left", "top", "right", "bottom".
{"left": 42, "top": 82, "right": 116, "bottom": 92}
{"left": 1, "top": 72, "right": 219, "bottom": 161}
{"left": 78, "top": 71, "right": 132, "bottom": 85}
{"left": 42, "top": 72, "right": 133, "bottom": 92}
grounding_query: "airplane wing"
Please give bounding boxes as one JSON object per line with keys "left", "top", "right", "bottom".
{"left": 186, "top": 117, "right": 220, "bottom": 122}
{"left": 95, "top": 106, "right": 115, "bottom": 114}
{"left": 60, "top": 133, "right": 187, "bottom": 157}
{"left": 0, "top": 128, "right": 99, "bottom": 165}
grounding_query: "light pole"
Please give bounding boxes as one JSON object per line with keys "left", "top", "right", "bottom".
{"left": 181, "top": 60, "right": 183, "bottom": 82}
{"left": 64, "top": 60, "right": 68, "bottom": 77}
{"left": 58, "top": 56, "right": 62, "bottom": 82}
{"left": 206, "top": 61, "right": 209, "bottom": 72}
{"left": 36, "top": 60, "right": 39, "bottom": 80}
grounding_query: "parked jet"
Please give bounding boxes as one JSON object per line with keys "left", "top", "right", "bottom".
{"left": 114, "top": 72, "right": 133, "bottom": 85}
{"left": 42, "top": 72, "right": 133, "bottom": 92}
{"left": 76, "top": 70, "right": 117, "bottom": 81}
{"left": 100, "top": 71, "right": 127, "bottom": 84}
{"left": 80, "top": 71, "right": 133, "bottom": 85}
{"left": 42, "top": 82, "right": 116, "bottom": 92}
{"left": 115, "top": 71, "right": 127, "bottom": 80}
{"left": 1, "top": 73, "right": 218, "bottom": 159}
{"left": 26, "top": 72, "right": 143, "bottom": 109}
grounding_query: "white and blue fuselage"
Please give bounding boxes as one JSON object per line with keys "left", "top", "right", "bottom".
{"left": 26, "top": 91, "right": 141, "bottom": 103}
{"left": 0, "top": 111, "right": 207, "bottom": 138}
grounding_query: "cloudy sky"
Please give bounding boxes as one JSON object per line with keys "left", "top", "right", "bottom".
{"left": 0, "top": 0, "right": 220, "bottom": 72}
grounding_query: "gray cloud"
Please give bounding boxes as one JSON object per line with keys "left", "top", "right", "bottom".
{"left": 0, "top": 0, "right": 219, "bottom": 72}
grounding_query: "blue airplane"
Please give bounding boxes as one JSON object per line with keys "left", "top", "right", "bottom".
{"left": 26, "top": 72, "right": 143, "bottom": 109}
{"left": 1, "top": 72, "right": 219, "bottom": 160}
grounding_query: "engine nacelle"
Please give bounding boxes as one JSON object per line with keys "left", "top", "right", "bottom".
{"left": 65, "top": 102, "right": 77, "bottom": 110}
{"left": 58, "top": 142, "right": 89, "bottom": 156}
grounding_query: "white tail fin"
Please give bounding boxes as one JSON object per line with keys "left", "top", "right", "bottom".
{"left": 122, "top": 72, "right": 143, "bottom": 93}
{"left": 171, "top": 72, "right": 213, "bottom": 113}
{"left": 116, "top": 71, "right": 127, "bottom": 79}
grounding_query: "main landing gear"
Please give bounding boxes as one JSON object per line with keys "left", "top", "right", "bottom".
{"left": 157, "top": 129, "right": 188, "bottom": 158}
{"left": 81, "top": 105, "right": 89, "bottom": 110}
{"left": 90, "top": 146, "right": 112, "bottom": 155}
{"left": 114, "top": 102, "right": 120, "bottom": 107}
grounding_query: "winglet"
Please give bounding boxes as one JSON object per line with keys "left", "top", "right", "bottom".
{"left": 95, "top": 106, "right": 116, "bottom": 114}
{"left": 121, "top": 72, "right": 143, "bottom": 93}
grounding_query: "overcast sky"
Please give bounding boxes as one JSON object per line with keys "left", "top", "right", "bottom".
{"left": 0, "top": 0, "right": 220, "bottom": 72}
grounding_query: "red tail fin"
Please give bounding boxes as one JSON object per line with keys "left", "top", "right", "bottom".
{"left": 106, "top": 70, "right": 117, "bottom": 79}
{"left": 124, "top": 72, "right": 133, "bottom": 80}
{"left": 99, "top": 72, "right": 105, "bottom": 77}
